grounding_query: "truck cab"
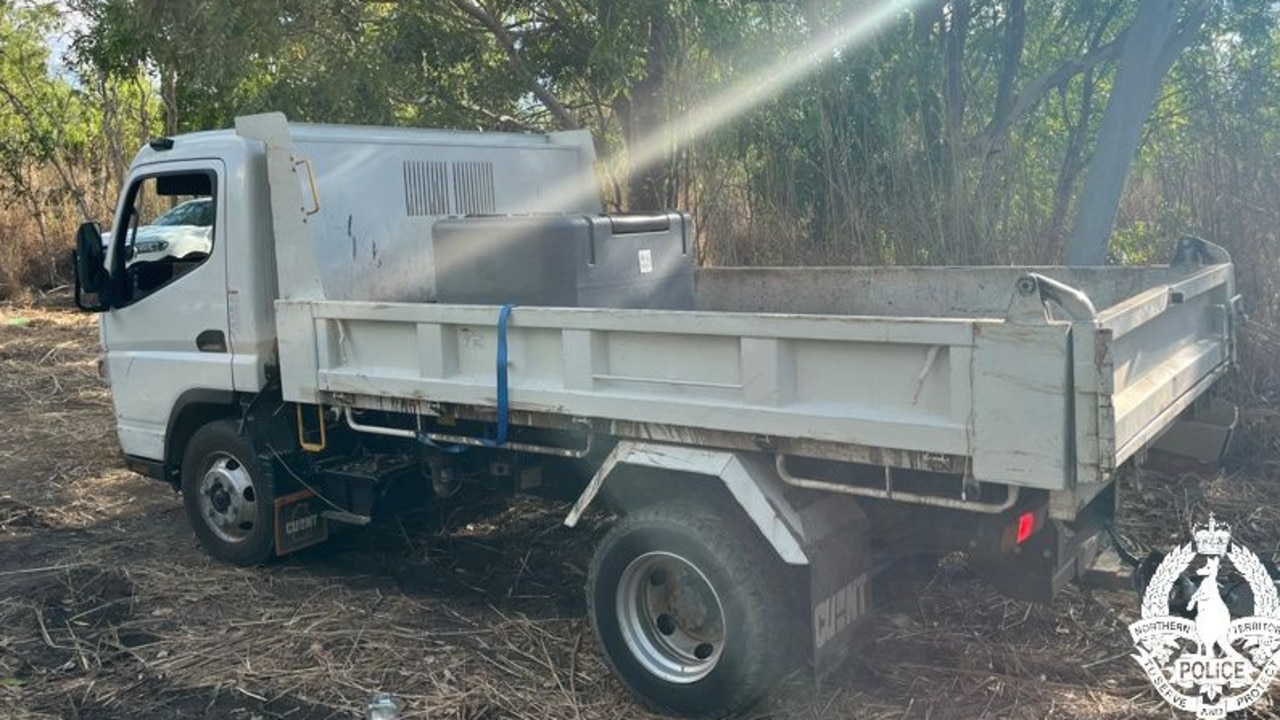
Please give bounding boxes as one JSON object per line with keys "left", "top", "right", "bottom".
{"left": 77, "top": 121, "right": 600, "bottom": 479}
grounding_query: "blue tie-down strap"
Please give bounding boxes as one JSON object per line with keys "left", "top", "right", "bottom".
{"left": 483, "top": 304, "right": 515, "bottom": 447}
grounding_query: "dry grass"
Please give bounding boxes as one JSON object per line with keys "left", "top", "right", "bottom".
{"left": 2, "top": 299, "right": 1280, "bottom": 720}
{"left": 0, "top": 176, "right": 95, "bottom": 302}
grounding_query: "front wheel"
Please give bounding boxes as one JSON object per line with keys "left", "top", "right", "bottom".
{"left": 587, "top": 502, "right": 795, "bottom": 717}
{"left": 181, "top": 419, "right": 276, "bottom": 566}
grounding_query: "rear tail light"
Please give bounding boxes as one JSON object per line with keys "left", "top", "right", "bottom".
{"left": 1016, "top": 511, "right": 1036, "bottom": 545}
{"left": 1000, "top": 508, "right": 1044, "bottom": 550}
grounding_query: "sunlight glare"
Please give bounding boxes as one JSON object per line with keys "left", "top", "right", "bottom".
{"left": 431, "top": 0, "right": 923, "bottom": 282}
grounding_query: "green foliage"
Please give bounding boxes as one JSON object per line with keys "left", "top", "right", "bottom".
{"left": 0, "top": 0, "right": 1278, "bottom": 296}
{"left": 0, "top": 0, "right": 161, "bottom": 296}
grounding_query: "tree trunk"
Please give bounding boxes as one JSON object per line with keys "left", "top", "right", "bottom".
{"left": 161, "top": 65, "right": 179, "bottom": 136}
{"left": 913, "top": 1, "right": 945, "bottom": 166}
{"left": 989, "top": 0, "right": 1026, "bottom": 144}
{"left": 1066, "top": 0, "right": 1208, "bottom": 264}
{"left": 98, "top": 72, "right": 128, "bottom": 207}
{"left": 943, "top": 0, "right": 970, "bottom": 153}
{"left": 1048, "top": 72, "right": 1096, "bottom": 258}
{"left": 625, "top": 8, "right": 671, "bottom": 212}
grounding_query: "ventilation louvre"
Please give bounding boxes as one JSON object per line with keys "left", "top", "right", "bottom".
{"left": 403, "top": 160, "right": 449, "bottom": 216}
{"left": 453, "top": 161, "right": 496, "bottom": 215}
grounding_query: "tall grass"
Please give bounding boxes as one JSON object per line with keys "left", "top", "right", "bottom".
{"left": 0, "top": 164, "right": 118, "bottom": 301}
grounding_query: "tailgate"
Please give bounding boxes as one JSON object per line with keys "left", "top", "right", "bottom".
{"left": 1093, "top": 241, "right": 1237, "bottom": 475}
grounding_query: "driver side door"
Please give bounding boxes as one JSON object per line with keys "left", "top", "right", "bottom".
{"left": 101, "top": 161, "right": 232, "bottom": 462}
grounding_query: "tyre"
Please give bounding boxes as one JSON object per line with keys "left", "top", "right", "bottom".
{"left": 181, "top": 419, "right": 276, "bottom": 566}
{"left": 587, "top": 502, "right": 795, "bottom": 717}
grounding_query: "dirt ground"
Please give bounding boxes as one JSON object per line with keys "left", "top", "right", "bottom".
{"left": 2, "top": 299, "right": 1279, "bottom": 720}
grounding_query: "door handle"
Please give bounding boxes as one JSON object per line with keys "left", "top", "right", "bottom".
{"left": 196, "top": 329, "right": 227, "bottom": 353}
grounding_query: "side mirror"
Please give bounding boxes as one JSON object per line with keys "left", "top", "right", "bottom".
{"left": 73, "top": 222, "right": 110, "bottom": 312}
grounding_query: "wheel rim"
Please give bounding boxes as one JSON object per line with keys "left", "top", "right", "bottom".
{"left": 616, "top": 551, "right": 726, "bottom": 684}
{"left": 196, "top": 453, "right": 258, "bottom": 544}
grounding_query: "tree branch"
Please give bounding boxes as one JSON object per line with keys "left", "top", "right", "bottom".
{"left": 1159, "top": 0, "right": 1212, "bottom": 69}
{"left": 976, "top": 30, "right": 1126, "bottom": 153}
{"left": 447, "top": 0, "right": 578, "bottom": 129}
{"left": 0, "top": 41, "right": 93, "bottom": 221}
{"left": 395, "top": 89, "right": 537, "bottom": 132}
{"left": 989, "top": 0, "right": 1027, "bottom": 143}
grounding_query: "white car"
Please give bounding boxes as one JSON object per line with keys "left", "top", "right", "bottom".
{"left": 103, "top": 198, "right": 214, "bottom": 265}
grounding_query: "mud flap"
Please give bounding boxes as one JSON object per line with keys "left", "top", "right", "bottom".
{"left": 274, "top": 489, "right": 329, "bottom": 555}
{"left": 794, "top": 495, "right": 874, "bottom": 676}
{"left": 970, "top": 518, "right": 1105, "bottom": 603}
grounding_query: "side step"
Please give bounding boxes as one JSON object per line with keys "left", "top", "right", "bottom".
{"left": 321, "top": 509, "right": 372, "bottom": 526}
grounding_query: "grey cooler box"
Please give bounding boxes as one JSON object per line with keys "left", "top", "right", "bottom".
{"left": 431, "top": 212, "right": 694, "bottom": 309}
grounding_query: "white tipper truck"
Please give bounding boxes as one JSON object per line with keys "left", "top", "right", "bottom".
{"left": 71, "top": 112, "right": 1241, "bottom": 716}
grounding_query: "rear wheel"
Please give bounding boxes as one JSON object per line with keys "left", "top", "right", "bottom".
{"left": 181, "top": 420, "right": 276, "bottom": 566}
{"left": 587, "top": 502, "right": 794, "bottom": 717}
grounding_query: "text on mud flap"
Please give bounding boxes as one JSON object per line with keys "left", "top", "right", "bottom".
{"left": 285, "top": 513, "right": 318, "bottom": 536}
{"left": 814, "top": 573, "right": 869, "bottom": 649}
